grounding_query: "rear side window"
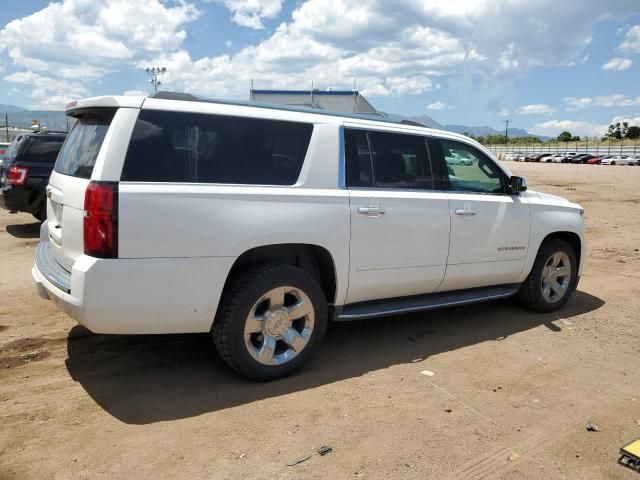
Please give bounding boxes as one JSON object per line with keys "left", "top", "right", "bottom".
{"left": 121, "top": 110, "right": 314, "bottom": 185}
{"left": 22, "top": 136, "right": 65, "bottom": 165}
{"left": 345, "top": 129, "right": 433, "bottom": 190}
{"left": 54, "top": 110, "right": 114, "bottom": 179}
{"left": 345, "top": 129, "right": 373, "bottom": 187}
{"left": 369, "top": 131, "right": 432, "bottom": 189}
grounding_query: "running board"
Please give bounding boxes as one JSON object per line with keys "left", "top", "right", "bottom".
{"left": 335, "top": 284, "right": 520, "bottom": 321}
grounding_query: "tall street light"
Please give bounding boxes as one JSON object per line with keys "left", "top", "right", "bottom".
{"left": 145, "top": 67, "right": 167, "bottom": 92}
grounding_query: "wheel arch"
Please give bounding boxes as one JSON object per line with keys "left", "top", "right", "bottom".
{"left": 540, "top": 231, "right": 582, "bottom": 269}
{"left": 223, "top": 243, "right": 338, "bottom": 305}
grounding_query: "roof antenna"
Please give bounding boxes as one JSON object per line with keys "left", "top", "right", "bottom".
{"left": 353, "top": 79, "right": 357, "bottom": 112}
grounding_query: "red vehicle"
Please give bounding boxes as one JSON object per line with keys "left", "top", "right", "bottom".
{"left": 587, "top": 157, "right": 602, "bottom": 165}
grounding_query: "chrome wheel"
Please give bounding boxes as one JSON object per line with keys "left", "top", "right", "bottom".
{"left": 244, "top": 286, "right": 315, "bottom": 366}
{"left": 541, "top": 252, "right": 572, "bottom": 303}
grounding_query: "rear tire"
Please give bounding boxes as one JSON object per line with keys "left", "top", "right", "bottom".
{"left": 518, "top": 238, "right": 577, "bottom": 313}
{"left": 212, "top": 264, "right": 327, "bottom": 380}
{"left": 33, "top": 201, "right": 46, "bottom": 222}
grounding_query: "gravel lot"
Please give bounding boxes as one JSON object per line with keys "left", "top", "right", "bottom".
{"left": 1, "top": 163, "right": 639, "bottom": 480}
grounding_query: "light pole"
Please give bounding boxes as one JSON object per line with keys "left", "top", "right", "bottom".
{"left": 145, "top": 67, "right": 167, "bottom": 93}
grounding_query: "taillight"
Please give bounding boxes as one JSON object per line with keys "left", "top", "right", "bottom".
{"left": 83, "top": 181, "right": 118, "bottom": 258}
{"left": 7, "top": 165, "right": 29, "bottom": 186}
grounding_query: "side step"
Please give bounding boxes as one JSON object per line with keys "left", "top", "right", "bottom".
{"left": 335, "top": 284, "right": 521, "bottom": 321}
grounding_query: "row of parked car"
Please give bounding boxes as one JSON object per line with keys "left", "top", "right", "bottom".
{"left": 503, "top": 152, "right": 640, "bottom": 165}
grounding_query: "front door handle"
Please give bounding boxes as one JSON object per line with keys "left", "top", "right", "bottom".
{"left": 358, "top": 207, "right": 386, "bottom": 216}
{"left": 454, "top": 208, "right": 477, "bottom": 216}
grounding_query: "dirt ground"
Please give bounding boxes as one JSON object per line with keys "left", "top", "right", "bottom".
{"left": 1, "top": 162, "right": 639, "bottom": 480}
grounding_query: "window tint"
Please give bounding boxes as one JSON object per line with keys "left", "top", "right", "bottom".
{"left": 345, "top": 129, "right": 373, "bottom": 187}
{"left": 23, "top": 136, "right": 65, "bottom": 165}
{"left": 55, "top": 110, "right": 114, "bottom": 179}
{"left": 121, "top": 110, "right": 313, "bottom": 185}
{"left": 439, "top": 139, "right": 505, "bottom": 194}
{"left": 369, "top": 131, "right": 432, "bottom": 189}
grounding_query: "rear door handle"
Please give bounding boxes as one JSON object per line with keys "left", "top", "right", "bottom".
{"left": 358, "top": 207, "right": 386, "bottom": 216}
{"left": 454, "top": 208, "right": 477, "bottom": 216}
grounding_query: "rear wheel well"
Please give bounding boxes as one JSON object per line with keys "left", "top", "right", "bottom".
{"left": 225, "top": 244, "right": 337, "bottom": 304}
{"left": 540, "top": 232, "right": 581, "bottom": 267}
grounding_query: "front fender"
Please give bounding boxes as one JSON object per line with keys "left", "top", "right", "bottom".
{"left": 518, "top": 205, "right": 586, "bottom": 282}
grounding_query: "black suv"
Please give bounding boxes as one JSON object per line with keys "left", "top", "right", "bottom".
{"left": 0, "top": 131, "right": 66, "bottom": 221}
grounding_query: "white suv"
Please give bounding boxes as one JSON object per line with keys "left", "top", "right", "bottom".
{"left": 33, "top": 92, "right": 586, "bottom": 380}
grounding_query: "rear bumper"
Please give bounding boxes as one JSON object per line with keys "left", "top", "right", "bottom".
{"left": 0, "top": 181, "right": 45, "bottom": 215}
{"left": 33, "top": 240, "right": 236, "bottom": 334}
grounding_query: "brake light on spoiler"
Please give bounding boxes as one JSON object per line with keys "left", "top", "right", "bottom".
{"left": 83, "top": 181, "right": 118, "bottom": 258}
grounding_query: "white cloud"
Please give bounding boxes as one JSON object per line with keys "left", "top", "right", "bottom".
{"left": 209, "top": 0, "right": 283, "bottom": 29}
{"left": 426, "top": 101, "right": 446, "bottom": 110}
{"left": 602, "top": 57, "right": 632, "bottom": 71}
{"left": 0, "top": 0, "right": 198, "bottom": 107}
{"left": 610, "top": 115, "right": 640, "bottom": 125}
{"left": 516, "top": 104, "right": 555, "bottom": 115}
{"left": 564, "top": 94, "right": 640, "bottom": 110}
{"left": 2, "top": 0, "right": 640, "bottom": 111}
{"left": 150, "top": 0, "right": 640, "bottom": 106}
{"left": 499, "top": 108, "right": 509, "bottom": 117}
{"left": 619, "top": 24, "right": 640, "bottom": 53}
{"left": 530, "top": 120, "right": 608, "bottom": 138}
{"left": 123, "top": 89, "right": 147, "bottom": 96}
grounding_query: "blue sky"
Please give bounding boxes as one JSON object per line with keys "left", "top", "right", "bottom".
{"left": 0, "top": 1, "right": 639, "bottom": 137}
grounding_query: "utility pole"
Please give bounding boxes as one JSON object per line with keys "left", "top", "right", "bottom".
{"left": 504, "top": 119, "right": 510, "bottom": 149}
{"left": 145, "top": 67, "right": 167, "bottom": 93}
{"left": 5, "top": 113, "right": 8, "bottom": 142}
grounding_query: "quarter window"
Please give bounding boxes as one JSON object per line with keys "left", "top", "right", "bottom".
{"left": 439, "top": 139, "right": 505, "bottom": 194}
{"left": 122, "top": 110, "right": 313, "bottom": 185}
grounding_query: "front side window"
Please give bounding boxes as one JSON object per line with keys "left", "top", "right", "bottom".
{"left": 121, "top": 110, "right": 313, "bottom": 185}
{"left": 439, "top": 139, "right": 505, "bottom": 194}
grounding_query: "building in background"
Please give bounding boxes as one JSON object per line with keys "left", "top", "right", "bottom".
{"left": 250, "top": 88, "right": 379, "bottom": 114}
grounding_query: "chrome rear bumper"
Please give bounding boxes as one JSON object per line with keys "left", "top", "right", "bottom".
{"left": 34, "top": 242, "right": 71, "bottom": 294}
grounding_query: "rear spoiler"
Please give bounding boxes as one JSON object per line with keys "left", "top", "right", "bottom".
{"left": 65, "top": 96, "right": 146, "bottom": 117}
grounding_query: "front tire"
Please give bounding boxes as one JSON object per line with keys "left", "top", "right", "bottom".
{"left": 212, "top": 264, "right": 328, "bottom": 380}
{"left": 518, "top": 239, "right": 577, "bottom": 313}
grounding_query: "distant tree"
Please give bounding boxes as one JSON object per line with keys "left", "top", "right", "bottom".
{"left": 626, "top": 125, "right": 640, "bottom": 139}
{"left": 557, "top": 131, "right": 572, "bottom": 142}
{"left": 571, "top": 135, "right": 581, "bottom": 141}
{"left": 607, "top": 122, "right": 623, "bottom": 140}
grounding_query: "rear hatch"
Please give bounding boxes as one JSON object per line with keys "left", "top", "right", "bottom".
{"left": 46, "top": 109, "right": 115, "bottom": 272}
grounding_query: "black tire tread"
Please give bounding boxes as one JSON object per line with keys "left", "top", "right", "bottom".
{"left": 518, "top": 238, "right": 576, "bottom": 312}
{"left": 212, "top": 263, "right": 324, "bottom": 379}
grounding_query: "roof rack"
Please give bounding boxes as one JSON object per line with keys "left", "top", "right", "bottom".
{"left": 148, "top": 91, "right": 408, "bottom": 126}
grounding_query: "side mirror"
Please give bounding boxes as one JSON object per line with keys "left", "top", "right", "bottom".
{"left": 509, "top": 176, "right": 527, "bottom": 193}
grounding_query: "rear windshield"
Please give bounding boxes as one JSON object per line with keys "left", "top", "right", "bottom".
{"left": 121, "top": 110, "right": 314, "bottom": 185}
{"left": 54, "top": 110, "right": 114, "bottom": 179}
{"left": 22, "top": 136, "right": 65, "bottom": 164}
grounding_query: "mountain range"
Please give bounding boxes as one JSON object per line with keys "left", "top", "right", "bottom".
{"left": 390, "top": 113, "right": 549, "bottom": 140}
{"left": 0, "top": 103, "right": 548, "bottom": 139}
